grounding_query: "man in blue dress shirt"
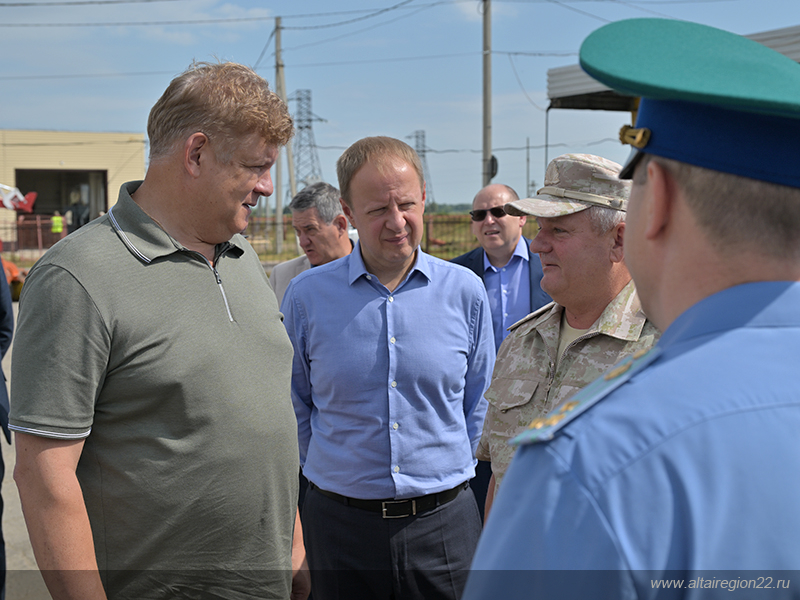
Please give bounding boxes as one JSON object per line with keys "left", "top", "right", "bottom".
{"left": 452, "top": 183, "right": 550, "bottom": 352}
{"left": 465, "top": 18, "right": 800, "bottom": 599}
{"left": 282, "top": 136, "right": 495, "bottom": 600}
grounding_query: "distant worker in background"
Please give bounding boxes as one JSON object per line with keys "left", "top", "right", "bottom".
{"left": 66, "top": 190, "right": 91, "bottom": 234}
{"left": 269, "top": 182, "right": 354, "bottom": 304}
{"left": 0, "top": 258, "right": 13, "bottom": 600}
{"left": 451, "top": 183, "right": 550, "bottom": 520}
{"left": 476, "top": 154, "right": 658, "bottom": 518}
{"left": 50, "top": 211, "right": 64, "bottom": 239}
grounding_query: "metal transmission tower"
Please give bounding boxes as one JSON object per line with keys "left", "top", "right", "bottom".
{"left": 289, "top": 89, "right": 326, "bottom": 190}
{"left": 408, "top": 130, "right": 435, "bottom": 207}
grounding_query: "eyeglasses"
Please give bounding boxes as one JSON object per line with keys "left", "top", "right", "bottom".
{"left": 470, "top": 207, "right": 507, "bottom": 222}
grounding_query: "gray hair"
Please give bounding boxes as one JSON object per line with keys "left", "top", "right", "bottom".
{"left": 586, "top": 205, "right": 625, "bottom": 234}
{"left": 289, "top": 182, "right": 343, "bottom": 224}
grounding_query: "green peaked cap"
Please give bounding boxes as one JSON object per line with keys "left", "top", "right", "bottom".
{"left": 580, "top": 18, "right": 800, "bottom": 119}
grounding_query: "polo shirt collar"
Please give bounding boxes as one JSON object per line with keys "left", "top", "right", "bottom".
{"left": 108, "top": 181, "right": 245, "bottom": 264}
{"left": 347, "top": 241, "right": 433, "bottom": 286}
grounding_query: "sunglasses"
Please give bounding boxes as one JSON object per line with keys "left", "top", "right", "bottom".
{"left": 470, "top": 207, "right": 507, "bottom": 222}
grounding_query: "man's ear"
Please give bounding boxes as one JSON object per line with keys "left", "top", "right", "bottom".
{"left": 333, "top": 214, "right": 349, "bottom": 234}
{"left": 340, "top": 198, "right": 355, "bottom": 228}
{"left": 609, "top": 221, "right": 625, "bottom": 264}
{"left": 644, "top": 160, "right": 674, "bottom": 241}
{"left": 184, "top": 132, "right": 209, "bottom": 177}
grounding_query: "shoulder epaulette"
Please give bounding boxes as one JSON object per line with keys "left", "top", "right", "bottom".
{"left": 511, "top": 345, "right": 662, "bottom": 446}
{"left": 507, "top": 301, "right": 556, "bottom": 332}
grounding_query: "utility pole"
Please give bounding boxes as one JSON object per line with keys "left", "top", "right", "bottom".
{"left": 274, "top": 17, "right": 297, "bottom": 254}
{"left": 274, "top": 17, "right": 285, "bottom": 253}
{"left": 482, "top": 0, "right": 492, "bottom": 186}
{"left": 526, "top": 137, "right": 531, "bottom": 197}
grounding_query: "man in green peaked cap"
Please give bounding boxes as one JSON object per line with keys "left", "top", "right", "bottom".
{"left": 464, "top": 18, "right": 800, "bottom": 599}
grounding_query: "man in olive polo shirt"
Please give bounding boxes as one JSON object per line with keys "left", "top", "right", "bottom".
{"left": 11, "top": 62, "right": 308, "bottom": 600}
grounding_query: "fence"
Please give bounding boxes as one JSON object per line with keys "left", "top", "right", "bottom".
{"left": 246, "top": 214, "right": 541, "bottom": 262}
{"left": 0, "top": 212, "right": 542, "bottom": 267}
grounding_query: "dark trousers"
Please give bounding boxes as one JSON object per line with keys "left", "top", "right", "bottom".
{"left": 469, "top": 460, "right": 492, "bottom": 523}
{"left": 0, "top": 442, "right": 6, "bottom": 600}
{"left": 302, "top": 484, "right": 481, "bottom": 600}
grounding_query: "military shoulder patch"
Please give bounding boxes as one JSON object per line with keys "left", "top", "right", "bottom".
{"left": 508, "top": 301, "right": 556, "bottom": 333}
{"left": 511, "top": 345, "right": 662, "bottom": 446}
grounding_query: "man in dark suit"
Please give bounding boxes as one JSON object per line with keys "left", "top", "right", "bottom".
{"left": 452, "top": 183, "right": 550, "bottom": 519}
{"left": 453, "top": 184, "right": 550, "bottom": 350}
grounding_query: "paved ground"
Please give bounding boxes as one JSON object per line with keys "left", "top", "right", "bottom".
{"left": 2, "top": 301, "right": 51, "bottom": 599}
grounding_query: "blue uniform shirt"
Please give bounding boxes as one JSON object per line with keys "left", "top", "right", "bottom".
{"left": 282, "top": 244, "right": 495, "bottom": 500}
{"left": 482, "top": 236, "right": 531, "bottom": 351}
{"left": 465, "top": 282, "right": 800, "bottom": 599}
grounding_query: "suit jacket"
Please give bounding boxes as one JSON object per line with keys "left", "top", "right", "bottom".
{"left": 451, "top": 236, "right": 550, "bottom": 314}
{"left": 269, "top": 254, "right": 311, "bottom": 305}
{"left": 0, "top": 259, "right": 13, "bottom": 442}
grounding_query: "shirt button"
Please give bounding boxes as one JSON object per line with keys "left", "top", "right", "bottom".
{"left": 388, "top": 296, "right": 394, "bottom": 303}
{"left": 391, "top": 381, "right": 397, "bottom": 388}
{"left": 390, "top": 337, "right": 396, "bottom": 344}
{"left": 393, "top": 466, "right": 400, "bottom": 473}
{"left": 392, "top": 422, "right": 399, "bottom": 430}
{"left": 366, "top": 274, "right": 372, "bottom": 280}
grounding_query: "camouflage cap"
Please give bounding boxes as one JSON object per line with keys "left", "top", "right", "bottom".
{"left": 505, "top": 154, "right": 630, "bottom": 218}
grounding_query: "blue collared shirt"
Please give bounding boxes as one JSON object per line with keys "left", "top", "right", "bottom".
{"left": 281, "top": 244, "right": 495, "bottom": 500}
{"left": 482, "top": 237, "right": 531, "bottom": 351}
{"left": 464, "top": 281, "right": 800, "bottom": 598}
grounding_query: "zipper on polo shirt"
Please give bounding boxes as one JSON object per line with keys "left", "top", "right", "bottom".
{"left": 184, "top": 243, "right": 235, "bottom": 322}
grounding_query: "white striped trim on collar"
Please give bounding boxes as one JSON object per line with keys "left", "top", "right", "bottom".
{"left": 108, "top": 206, "right": 152, "bottom": 264}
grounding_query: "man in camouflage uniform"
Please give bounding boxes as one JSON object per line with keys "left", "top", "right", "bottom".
{"left": 477, "top": 153, "right": 659, "bottom": 515}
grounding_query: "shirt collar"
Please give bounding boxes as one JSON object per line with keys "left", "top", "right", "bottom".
{"left": 482, "top": 236, "right": 530, "bottom": 272}
{"left": 660, "top": 281, "right": 800, "bottom": 351}
{"left": 347, "top": 241, "right": 432, "bottom": 287}
{"left": 108, "top": 181, "right": 245, "bottom": 264}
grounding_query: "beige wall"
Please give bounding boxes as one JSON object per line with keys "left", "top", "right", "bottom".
{"left": 0, "top": 129, "right": 146, "bottom": 209}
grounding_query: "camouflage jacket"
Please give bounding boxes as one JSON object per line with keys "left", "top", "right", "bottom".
{"left": 477, "top": 280, "right": 660, "bottom": 486}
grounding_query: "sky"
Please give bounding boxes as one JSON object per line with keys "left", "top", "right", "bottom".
{"left": 2, "top": 0, "right": 799, "bottom": 207}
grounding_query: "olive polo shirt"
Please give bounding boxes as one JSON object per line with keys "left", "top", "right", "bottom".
{"left": 10, "top": 181, "right": 299, "bottom": 598}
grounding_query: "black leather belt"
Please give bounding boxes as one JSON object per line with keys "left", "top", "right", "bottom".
{"left": 309, "top": 481, "right": 468, "bottom": 519}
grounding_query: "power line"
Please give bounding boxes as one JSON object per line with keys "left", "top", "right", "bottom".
{"left": 0, "top": 0, "right": 185, "bottom": 5}
{"left": 507, "top": 54, "right": 547, "bottom": 111}
{"left": 0, "top": 15, "right": 274, "bottom": 27}
{"left": 281, "top": 5, "right": 435, "bottom": 53}
{"left": 0, "top": 70, "right": 175, "bottom": 80}
{"left": 282, "top": 0, "right": 416, "bottom": 30}
{"left": 0, "top": 48, "right": 576, "bottom": 80}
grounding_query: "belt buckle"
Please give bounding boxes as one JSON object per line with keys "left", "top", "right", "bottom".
{"left": 381, "top": 499, "right": 415, "bottom": 519}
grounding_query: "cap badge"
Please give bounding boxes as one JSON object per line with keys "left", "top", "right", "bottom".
{"left": 619, "top": 125, "right": 651, "bottom": 149}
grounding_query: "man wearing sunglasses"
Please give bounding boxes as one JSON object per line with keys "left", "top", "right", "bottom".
{"left": 453, "top": 184, "right": 550, "bottom": 353}
{"left": 452, "top": 184, "right": 550, "bottom": 520}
